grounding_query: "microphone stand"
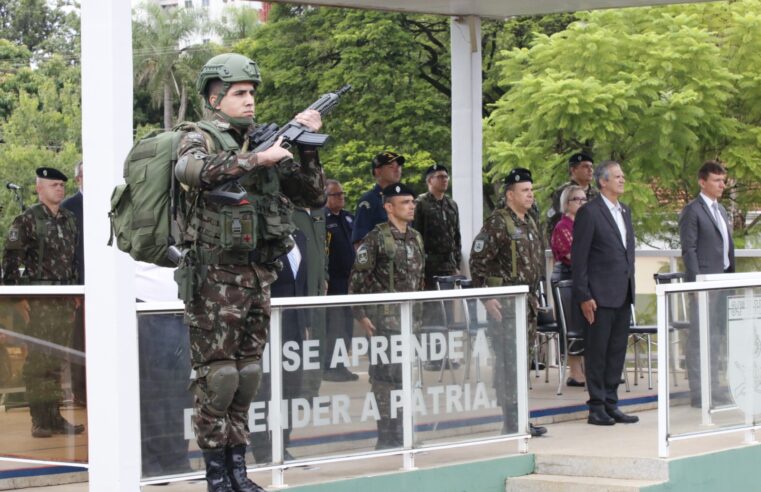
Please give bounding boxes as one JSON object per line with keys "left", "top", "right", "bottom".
{"left": 11, "top": 188, "right": 25, "bottom": 212}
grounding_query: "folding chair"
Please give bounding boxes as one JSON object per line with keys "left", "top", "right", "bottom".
{"left": 551, "top": 280, "right": 584, "bottom": 396}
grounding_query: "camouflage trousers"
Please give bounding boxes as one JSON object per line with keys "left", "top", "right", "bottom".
{"left": 23, "top": 298, "right": 76, "bottom": 405}
{"left": 368, "top": 326, "right": 403, "bottom": 449}
{"left": 185, "top": 263, "right": 275, "bottom": 450}
{"left": 487, "top": 298, "right": 536, "bottom": 434}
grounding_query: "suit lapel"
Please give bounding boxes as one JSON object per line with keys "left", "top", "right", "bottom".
{"left": 697, "top": 199, "right": 722, "bottom": 236}
{"left": 596, "top": 198, "right": 626, "bottom": 251}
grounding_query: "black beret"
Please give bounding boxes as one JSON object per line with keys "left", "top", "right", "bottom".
{"left": 372, "top": 151, "right": 405, "bottom": 169}
{"left": 425, "top": 163, "right": 449, "bottom": 177}
{"left": 36, "top": 167, "right": 68, "bottom": 181}
{"left": 568, "top": 152, "right": 594, "bottom": 167}
{"left": 381, "top": 182, "right": 416, "bottom": 199}
{"left": 504, "top": 167, "right": 532, "bottom": 185}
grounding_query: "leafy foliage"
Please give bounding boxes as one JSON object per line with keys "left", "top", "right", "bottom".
{"left": 484, "top": 3, "right": 761, "bottom": 245}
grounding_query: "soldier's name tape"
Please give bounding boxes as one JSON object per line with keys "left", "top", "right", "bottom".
{"left": 183, "top": 381, "right": 498, "bottom": 438}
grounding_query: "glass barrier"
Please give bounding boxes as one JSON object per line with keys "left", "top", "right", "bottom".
{"left": 667, "top": 286, "right": 761, "bottom": 438}
{"left": 137, "top": 289, "right": 528, "bottom": 484}
{"left": 0, "top": 294, "right": 87, "bottom": 465}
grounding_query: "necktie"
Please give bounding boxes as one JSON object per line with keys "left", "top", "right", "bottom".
{"left": 287, "top": 242, "right": 302, "bottom": 278}
{"left": 712, "top": 202, "right": 730, "bottom": 270}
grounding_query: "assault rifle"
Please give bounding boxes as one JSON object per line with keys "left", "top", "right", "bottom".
{"left": 208, "top": 84, "right": 351, "bottom": 204}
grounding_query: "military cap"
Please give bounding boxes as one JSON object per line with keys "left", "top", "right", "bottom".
{"left": 504, "top": 168, "right": 532, "bottom": 185}
{"left": 36, "top": 167, "right": 68, "bottom": 182}
{"left": 382, "top": 182, "right": 416, "bottom": 199}
{"left": 425, "top": 163, "right": 449, "bottom": 177}
{"left": 372, "top": 151, "right": 405, "bottom": 169}
{"left": 568, "top": 152, "right": 594, "bottom": 167}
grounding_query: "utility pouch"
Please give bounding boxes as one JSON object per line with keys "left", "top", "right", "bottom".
{"left": 219, "top": 204, "right": 257, "bottom": 251}
{"left": 174, "top": 262, "right": 202, "bottom": 303}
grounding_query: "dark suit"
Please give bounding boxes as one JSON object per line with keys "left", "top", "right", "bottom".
{"left": 679, "top": 195, "right": 735, "bottom": 399}
{"left": 251, "top": 231, "right": 308, "bottom": 463}
{"left": 571, "top": 194, "right": 635, "bottom": 411}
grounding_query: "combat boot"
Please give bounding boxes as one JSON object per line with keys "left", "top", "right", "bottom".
{"left": 226, "top": 445, "right": 266, "bottom": 492}
{"left": 49, "top": 404, "right": 85, "bottom": 434}
{"left": 203, "top": 448, "right": 233, "bottom": 492}
{"left": 30, "top": 404, "right": 52, "bottom": 438}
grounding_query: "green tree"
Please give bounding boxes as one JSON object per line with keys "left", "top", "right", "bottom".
{"left": 132, "top": 3, "right": 211, "bottom": 130}
{"left": 484, "top": 3, "right": 761, "bottom": 244}
{"left": 0, "top": 0, "right": 79, "bottom": 59}
{"left": 214, "top": 4, "right": 261, "bottom": 45}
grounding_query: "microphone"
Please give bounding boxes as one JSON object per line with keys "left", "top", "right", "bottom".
{"left": 6, "top": 183, "right": 21, "bottom": 191}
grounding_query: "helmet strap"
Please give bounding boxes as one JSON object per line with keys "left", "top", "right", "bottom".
{"left": 215, "top": 110, "right": 254, "bottom": 131}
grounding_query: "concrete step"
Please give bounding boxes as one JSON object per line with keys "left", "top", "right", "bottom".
{"left": 506, "top": 473, "right": 665, "bottom": 492}
{"left": 534, "top": 454, "right": 669, "bottom": 481}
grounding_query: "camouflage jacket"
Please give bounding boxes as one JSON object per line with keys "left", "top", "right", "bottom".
{"left": 2, "top": 203, "right": 79, "bottom": 285}
{"left": 469, "top": 206, "right": 542, "bottom": 314}
{"left": 546, "top": 180, "right": 598, "bottom": 239}
{"left": 413, "top": 192, "right": 462, "bottom": 276}
{"left": 175, "top": 114, "right": 325, "bottom": 266}
{"left": 349, "top": 222, "right": 425, "bottom": 322}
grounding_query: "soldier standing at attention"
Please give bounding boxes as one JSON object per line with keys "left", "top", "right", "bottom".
{"left": 351, "top": 151, "right": 404, "bottom": 246}
{"left": 413, "top": 163, "right": 462, "bottom": 288}
{"left": 3, "top": 167, "right": 83, "bottom": 438}
{"left": 349, "top": 183, "right": 424, "bottom": 449}
{"left": 469, "top": 168, "right": 547, "bottom": 438}
{"left": 174, "top": 53, "right": 324, "bottom": 492}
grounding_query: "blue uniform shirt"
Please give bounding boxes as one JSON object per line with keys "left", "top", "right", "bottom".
{"left": 326, "top": 208, "right": 355, "bottom": 295}
{"left": 351, "top": 183, "right": 386, "bottom": 245}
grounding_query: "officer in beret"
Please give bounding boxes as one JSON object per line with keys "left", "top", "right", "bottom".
{"left": 546, "top": 152, "right": 598, "bottom": 239}
{"left": 349, "top": 182, "right": 424, "bottom": 449}
{"left": 3, "top": 167, "right": 82, "bottom": 438}
{"left": 350, "top": 151, "right": 404, "bottom": 246}
{"left": 469, "top": 168, "right": 547, "bottom": 438}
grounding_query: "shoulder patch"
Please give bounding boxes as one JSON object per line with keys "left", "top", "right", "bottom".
{"left": 473, "top": 238, "right": 485, "bottom": 253}
{"left": 357, "top": 245, "right": 369, "bottom": 264}
{"left": 358, "top": 201, "right": 371, "bottom": 210}
{"left": 8, "top": 227, "right": 18, "bottom": 243}
{"left": 345, "top": 216, "right": 353, "bottom": 224}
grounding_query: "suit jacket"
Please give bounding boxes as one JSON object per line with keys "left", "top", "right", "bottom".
{"left": 571, "top": 194, "right": 636, "bottom": 309}
{"left": 679, "top": 196, "right": 735, "bottom": 282}
{"left": 61, "top": 191, "right": 84, "bottom": 283}
{"left": 272, "top": 230, "right": 309, "bottom": 343}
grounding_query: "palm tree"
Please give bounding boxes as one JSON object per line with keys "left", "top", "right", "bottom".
{"left": 132, "top": 3, "right": 211, "bottom": 130}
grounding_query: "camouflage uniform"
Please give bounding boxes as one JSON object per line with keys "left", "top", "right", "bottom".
{"left": 412, "top": 192, "right": 462, "bottom": 288}
{"left": 175, "top": 113, "right": 324, "bottom": 450}
{"left": 469, "top": 206, "right": 543, "bottom": 432}
{"left": 546, "top": 180, "right": 599, "bottom": 239}
{"left": 2, "top": 203, "right": 79, "bottom": 433}
{"left": 348, "top": 223, "right": 424, "bottom": 449}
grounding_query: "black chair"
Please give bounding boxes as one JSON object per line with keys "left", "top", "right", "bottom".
{"left": 626, "top": 305, "right": 657, "bottom": 390}
{"left": 551, "top": 280, "right": 585, "bottom": 396}
{"left": 423, "top": 274, "right": 469, "bottom": 384}
{"left": 653, "top": 272, "right": 690, "bottom": 387}
{"left": 459, "top": 279, "right": 490, "bottom": 384}
{"left": 533, "top": 281, "right": 562, "bottom": 391}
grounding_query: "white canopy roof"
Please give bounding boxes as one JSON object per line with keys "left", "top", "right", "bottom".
{"left": 268, "top": 0, "right": 707, "bottom": 18}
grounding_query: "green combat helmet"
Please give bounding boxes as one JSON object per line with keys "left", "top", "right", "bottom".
{"left": 196, "top": 53, "right": 262, "bottom": 108}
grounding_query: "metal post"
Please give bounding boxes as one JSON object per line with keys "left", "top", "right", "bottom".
{"left": 269, "top": 308, "right": 285, "bottom": 488}
{"left": 515, "top": 293, "right": 529, "bottom": 453}
{"left": 450, "top": 16, "right": 483, "bottom": 276}
{"left": 81, "top": 1, "right": 140, "bottom": 490}
{"left": 698, "top": 290, "right": 712, "bottom": 426}
{"left": 657, "top": 289, "right": 670, "bottom": 458}
{"left": 400, "top": 302, "right": 416, "bottom": 470}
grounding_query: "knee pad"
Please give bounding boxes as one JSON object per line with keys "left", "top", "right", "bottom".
{"left": 197, "top": 361, "right": 239, "bottom": 416}
{"left": 232, "top": 357, "right": 262, "bottom": 408}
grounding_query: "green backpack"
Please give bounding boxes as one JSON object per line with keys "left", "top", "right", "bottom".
{"left": 108, "top": 121, "right": 233, "bottom": 267}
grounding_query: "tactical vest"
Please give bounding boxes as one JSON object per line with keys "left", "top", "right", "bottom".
{"left": 376, "top": 222, "right": 424, "bottom": 292}
{"left": 495, "top": 208, "right": 537, "bottom": 280}
{"left": 183, "top": 123, "right": 294, "bottom": 265}
{"left": 29, "top": 204, "right": 77, "bottom": 283}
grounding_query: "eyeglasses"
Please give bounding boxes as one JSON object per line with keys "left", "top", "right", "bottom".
{"left": 568, "top": 197, "right": 588, "bottom": 203}
{"left": 327, "top": 192, "right": 345, "bottom": 197}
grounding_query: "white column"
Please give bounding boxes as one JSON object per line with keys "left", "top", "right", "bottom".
{"left": 450, "top": 16, "right": 483, "bottom": 275}
{"left": 81, "top": 1, "right": 140, "bottom": 490}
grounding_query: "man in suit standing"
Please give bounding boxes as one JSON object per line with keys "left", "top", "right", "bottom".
{"left": 679, "top": 160, "right": 735, "bottom": 407}
{"left": 572, "top": 160, "right": 638, "bottom": 426}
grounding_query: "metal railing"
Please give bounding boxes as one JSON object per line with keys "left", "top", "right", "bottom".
{"left": 656, "top": 274, "right": 761, "bottom": 458}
